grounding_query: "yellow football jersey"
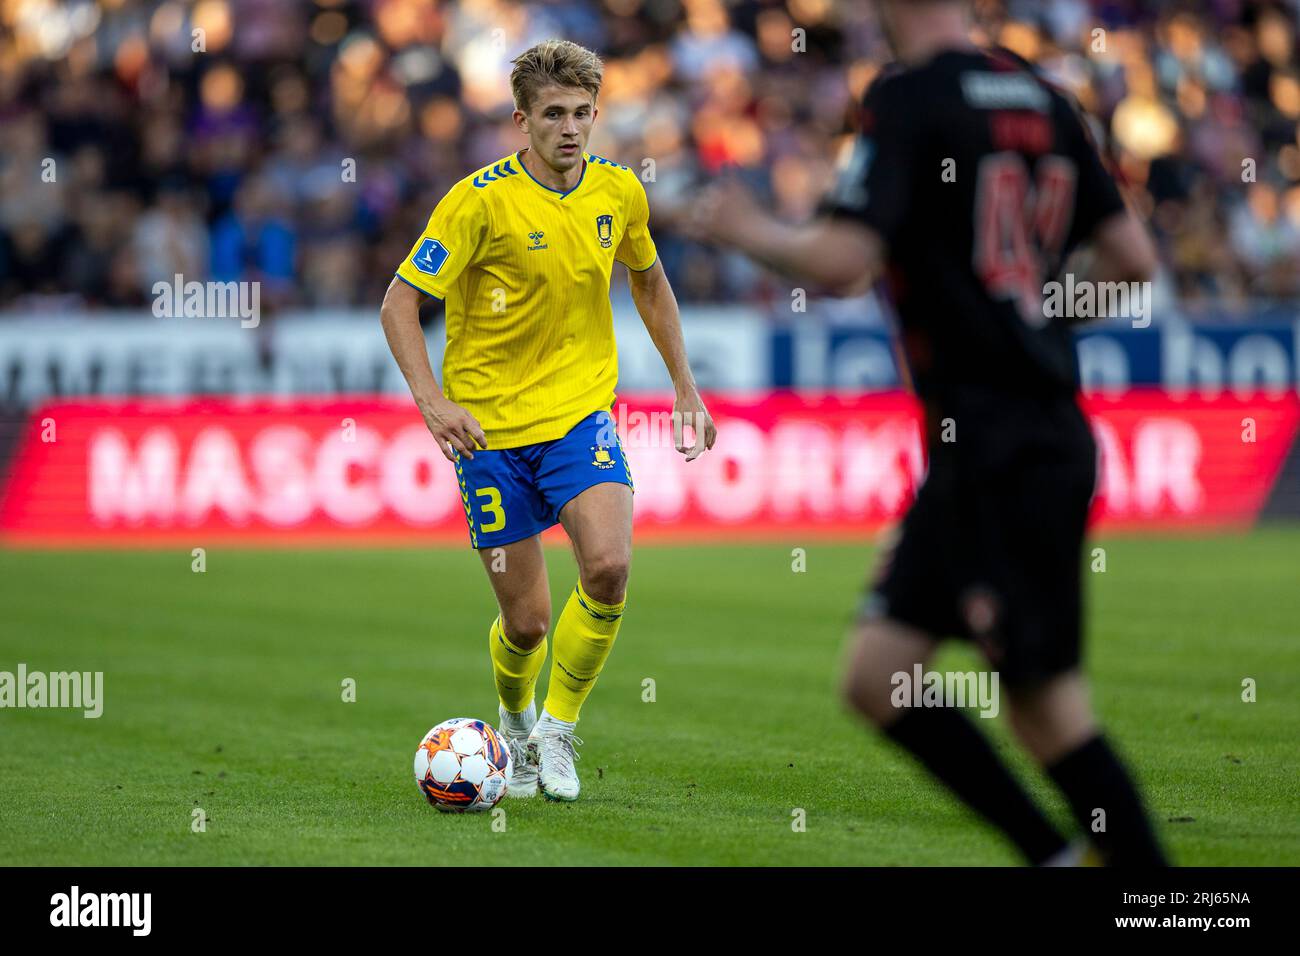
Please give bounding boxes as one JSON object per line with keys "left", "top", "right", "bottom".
{"left": 395, "top": 150, "right": 658, "bottom": 449}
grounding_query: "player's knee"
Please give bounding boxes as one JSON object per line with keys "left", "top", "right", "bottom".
{"left": 580, "top": 555, "right": 629, "bottom": 604}
{"left": 1006, "top": 674, "right": 1097, "bottom": 764}
{"left": 839, "top": 664, "right": 873, "bottom": 720}
{"left": 841, "top": 624, "right": 898, "bottom": 725}
{"left": 1007, "top": 703, "right": 1074, "bottom": 764}
{"left": 843, "top": 618, "right": 937, "bottom": 726}
{"left": 841, "top": 670, "right": 895, "bottom": 727}
{"left": 503, "top": 611, "right": 551, "bottom": 648}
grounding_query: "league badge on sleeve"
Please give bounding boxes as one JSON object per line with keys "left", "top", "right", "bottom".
{"left": 412, "top": 238, "right": 450, "bottom": 276}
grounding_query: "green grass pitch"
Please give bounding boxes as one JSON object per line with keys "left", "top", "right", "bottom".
{"left": 1, "top": 529, "right": 1297, "bottom": 866}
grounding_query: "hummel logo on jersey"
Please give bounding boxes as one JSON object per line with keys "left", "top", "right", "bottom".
{"left": 595, "top": 214, "right": 613, "bottom": 249}
{"left": 527, "top": 231, "right": 549, "bottom": 251}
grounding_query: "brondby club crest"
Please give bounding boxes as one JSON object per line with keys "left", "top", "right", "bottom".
{"left": 596, "top": 214, "right": 613, "bottom": 248}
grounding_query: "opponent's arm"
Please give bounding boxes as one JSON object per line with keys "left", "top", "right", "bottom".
{"left": 1079, "top": 209, "right": 1159, "bottom": 286}
{"left": 627, "top": 260, "right": 717, "bottom": 461}
{"left": 380, "top": 276, "right": 486, "bottom": 461}
{"left": 1056, "top": 209, "right": 1159, "bottom": 327}
{"left": 687, "top": 182, "right": 885, "bottom": 296}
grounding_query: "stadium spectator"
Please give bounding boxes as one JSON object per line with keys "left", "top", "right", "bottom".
{"left": 1, "top": 0, "right": 1299, "bottom": 317}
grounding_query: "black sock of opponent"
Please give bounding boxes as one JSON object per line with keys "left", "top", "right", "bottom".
{"left": 884, "top": 706, "right": 1068, "bottom": 864}
{"left": 1047, "top": 734, "right": 1169, "bottom": 867}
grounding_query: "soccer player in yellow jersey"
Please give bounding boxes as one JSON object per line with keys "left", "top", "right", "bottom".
{"left": 380, "top": 39, "right": 716, "bottom": 801}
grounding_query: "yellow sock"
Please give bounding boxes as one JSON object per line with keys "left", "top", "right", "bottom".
{"left": 489, "top": 615, "right": 546, "bottom": 713}
{"left": 543, "top": 582, "right": 625, "bottom": 723}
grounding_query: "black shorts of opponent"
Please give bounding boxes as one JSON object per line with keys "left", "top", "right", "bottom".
{"left": 860, "top": 390, "right": 1097, "bottom": 688}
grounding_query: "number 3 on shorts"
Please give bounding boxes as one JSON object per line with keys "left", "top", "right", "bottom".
{"left": 475, "top": 487, "right": 506, "bottom": 532}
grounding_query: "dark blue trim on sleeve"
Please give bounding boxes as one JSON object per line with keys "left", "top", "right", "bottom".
{"left": 394, "top": 272, "right": 444, "bottom": 301}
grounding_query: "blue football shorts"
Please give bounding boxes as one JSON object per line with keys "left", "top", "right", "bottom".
{"left": 451, "top": 409, "right": 634, "bottom": 549}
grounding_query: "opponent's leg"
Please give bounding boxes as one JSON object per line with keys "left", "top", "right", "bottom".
{"left": 478, "top": 535, "right": 551, "bottom": 797}
{"left": 842, "top": 616, "right": 1071, "bottom": 865}
{"left": 530, "top": 481, "right": 633, "bottom": 801}
{"left": 1007, "top": 672, "right": 1169, "bottom": 866}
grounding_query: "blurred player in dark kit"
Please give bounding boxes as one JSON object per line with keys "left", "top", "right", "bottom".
{"left": 688, "top": 0, "right": 1168, "bottom": 866}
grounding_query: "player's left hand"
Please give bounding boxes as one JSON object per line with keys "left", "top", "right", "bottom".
{"left": 673, "top": 389, "right": 717, "bottom": 462}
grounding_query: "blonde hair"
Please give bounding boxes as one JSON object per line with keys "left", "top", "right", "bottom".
{"left": 510, "top": 39, "right": 604, "bottom": 114}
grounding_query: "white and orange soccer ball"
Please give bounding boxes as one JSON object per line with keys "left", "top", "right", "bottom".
{"left": 414, "top": 718, "right": 512, "bottom": 812}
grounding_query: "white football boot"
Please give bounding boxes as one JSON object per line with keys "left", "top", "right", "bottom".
{"left": 528, "top": 709, "right": 583, "bottom": 802}
{"left": 498, "top": 703, "right": 539, "bottom": 798}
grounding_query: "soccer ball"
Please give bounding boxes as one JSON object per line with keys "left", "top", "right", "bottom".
{"left": 414, "top": 718, "right": 512, "bottom": 812}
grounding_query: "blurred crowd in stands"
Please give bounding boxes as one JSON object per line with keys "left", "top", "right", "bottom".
{"left": 2, "top": 0, "right": 1300, "bottom": 318}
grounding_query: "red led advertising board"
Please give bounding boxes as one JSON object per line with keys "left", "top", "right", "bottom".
{"left": 1, "top": 392, "right": 1296, "bottom": 546}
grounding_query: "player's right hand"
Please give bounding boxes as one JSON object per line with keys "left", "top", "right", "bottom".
{"left": 679, "top": 177, "right": 765, "bottom": 248}
{"left": 419, "top": 397, "right": 488, "bottom": 461}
